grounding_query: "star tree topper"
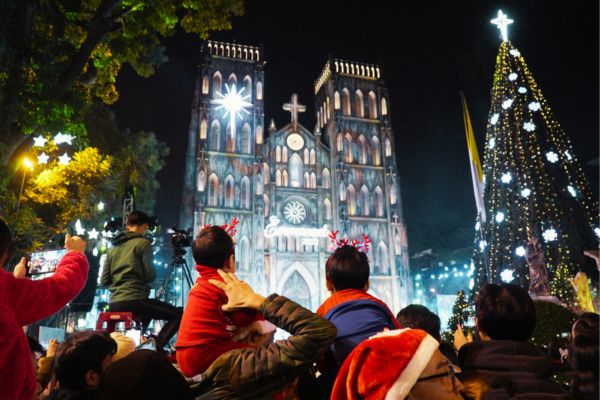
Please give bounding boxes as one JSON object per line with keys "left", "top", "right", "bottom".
{"left": 211, "top": 84, "right": 252, "bottom": 139}
{"left": 491, "top": 10, "right": 514, "bottom": 42}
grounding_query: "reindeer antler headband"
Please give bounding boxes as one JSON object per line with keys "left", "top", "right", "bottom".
{"left": 329, "top": 230, "right": 371, "bottom": 253}
{"left": 201, "top": 217, "right": 239, "bottom": 238}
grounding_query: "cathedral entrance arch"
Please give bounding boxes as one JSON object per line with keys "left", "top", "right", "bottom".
{"left": 277, "top": 261, "right": 318, "bottom": 310}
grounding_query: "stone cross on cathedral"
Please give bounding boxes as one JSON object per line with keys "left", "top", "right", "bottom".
{"left": 283, "top": 94, "right": 306, "bottom": 132}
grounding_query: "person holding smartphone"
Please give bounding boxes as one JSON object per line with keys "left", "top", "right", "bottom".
{"left": 0, "top": 216, "right": 89, "bottom": 400}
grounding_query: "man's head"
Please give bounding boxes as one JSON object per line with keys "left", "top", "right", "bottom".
{"left": 192, "top": 226, "right": 235, "bottom": 271}
{"left": 475, "top": 283, "right": 536, "bottom": 341}
{"left": 396, "top": 304, "right": 441, "bottom": 341}
{"left": 54, "top": 331, "right": 117, "bottom": 390}
{"left": 125, "top": 210, "right": 151, "bottom": 235}
{"left": 325, "top": 245, "right": 370, "bottom": 292}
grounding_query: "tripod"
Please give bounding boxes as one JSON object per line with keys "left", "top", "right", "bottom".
{"left": 156, "top": 247, "right": 194, "bottom": 306}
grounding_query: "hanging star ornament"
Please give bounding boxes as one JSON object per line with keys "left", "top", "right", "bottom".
{"left": 54, "top": 132, "right": 75, "bottom": 145}
{"left": 491, "top": 10, "right": 514, "bottom": 42}
{"left": 58, "top": 152, "right": 71, "bottom": 165}
{"left": 88, "top": 228, "right": 99, "bottom": 240}
{"left": 211, "top": 83, "right": 252, "bottom": 138}
{"left": 33, "top": 135, "right": 48, "bottom": 147}
{"left": 37, "top": 152, "right": 50, "bottom": 164}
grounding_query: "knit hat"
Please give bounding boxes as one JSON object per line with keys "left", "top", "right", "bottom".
{"left": 331, "top": 328, "right": 439, "bottom": 400}
{"left": 109, "top": 332, "right": 136, "bottom": 362}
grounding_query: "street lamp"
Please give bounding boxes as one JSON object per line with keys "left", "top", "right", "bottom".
{"left": 16, "top": 157, "right": 34, "bottom": 212}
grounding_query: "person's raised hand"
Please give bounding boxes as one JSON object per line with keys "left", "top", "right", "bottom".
{"left": 47, "top": 339, "right": 58, "bottom": 357}
{"left": 64, "top": 234, "right": 86, "bottom": 253}
{"left": 453, "top": 324, "right": 472, "bottom": 351}
{"left": 209, "top": 269, "right": 265, "bottom": 311}
{"left": 13, "top": 257, "right": 27, "bottom": 279}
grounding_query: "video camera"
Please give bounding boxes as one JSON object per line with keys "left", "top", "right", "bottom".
{"left": 168, "top": 226, "right": 192, "bottom": 252}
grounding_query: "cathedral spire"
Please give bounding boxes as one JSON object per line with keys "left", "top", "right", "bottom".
{"left": 283, "top": 94, "right": 306, "bottom": 132}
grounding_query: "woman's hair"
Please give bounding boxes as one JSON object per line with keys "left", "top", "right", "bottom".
{"left": 0, "top": 217, "right": 13, "bottom": 265}
{"left": 570, "top": 313, "right": 599, "bottom": 400}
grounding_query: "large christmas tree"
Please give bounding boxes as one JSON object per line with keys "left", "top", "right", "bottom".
{"left": 473, "top": 11, "right": 598, "bottom": 303}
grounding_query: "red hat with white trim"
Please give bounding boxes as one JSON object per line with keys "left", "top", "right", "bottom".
{"left": 331, "top": 328, "right": 439, "bottom": 400}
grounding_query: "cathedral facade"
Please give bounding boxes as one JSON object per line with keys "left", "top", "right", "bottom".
{"left": 181, "top": 40, "right": 410, "bottom": 312}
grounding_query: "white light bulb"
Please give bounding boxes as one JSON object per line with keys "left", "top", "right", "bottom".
{"left": 508, "top": 73, "right": 518, "bottom": 81}
{"left": 501, "top": 172, "right": 512, "bottom": 183}
{"left": 479, "top": 240, "right": 488, "bottom": 250}
{"left": 495, "top": 212, "right": 505, "bottom": 223}
{"left": 518, "top": 87, "right": 527, "bottom": 94}
{"left": 523, "top": 121, "right": 536, "bottom": 132}
{"left": 528, "top": 101, "right": 541, "bottom": 111}
{"left": 488, "top": 138, "right": 496, "bottom": 149}
{"left": 509, "top": 49, "right": 521, "bottom": 57}
{"left": 502, "top": 99, "right": 514, "bottom": 109}
{"left": 475, "top": 221, "right": 481, "bottom": 231}
{"left": 546, "top": 151, "right": 559, "bottom": 163}
{"left": 500, "top": 269, "right": 515, "bottom": 283}
{"left": 595, "top": 228, "right": 600, "bottom": 238}
{"left": 490, "top": 113, "right": 499, "bottom": 125}
{"left": 567, "top": 186, "right": 577, "bottom": 197}
{"left": 515, "top": 246, "right": 526, "bottom": 257}
{"left": 564, "top": 151, "right": 572, "bottom": 161}
{"left": 521, "top": 188, "right": 531, "bottom": 198}
{"left": 542, "top": 228, "right": 558, "bottom": 242}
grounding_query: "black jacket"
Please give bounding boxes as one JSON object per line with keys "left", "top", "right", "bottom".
{"left": 458, "top": 340, "right": 569, "bottom": 400}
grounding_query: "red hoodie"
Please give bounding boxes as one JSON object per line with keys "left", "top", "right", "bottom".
{"left": 175, "top": 265, "right": 262, "bottom": 376}
{"left": 0, "top": 250, "right": 89, "bottom": 400}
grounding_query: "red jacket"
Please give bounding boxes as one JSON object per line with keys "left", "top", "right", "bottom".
{"left": 0, "top": 251, "right": 89, "bottom": 400}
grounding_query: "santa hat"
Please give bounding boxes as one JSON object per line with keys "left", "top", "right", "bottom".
{"left": 331, "top": 328, "right": 439, "bottom": 400}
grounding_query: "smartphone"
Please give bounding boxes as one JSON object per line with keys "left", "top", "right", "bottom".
{"left": 464, "top": 316, "right": 476, "bottom": 328}
{"left": 28, "top": 249, "right": 67, "bottom": 279}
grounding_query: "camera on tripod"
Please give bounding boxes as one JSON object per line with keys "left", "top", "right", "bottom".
{"left": 167, "top": 226, "right": 192, "bottom": 255}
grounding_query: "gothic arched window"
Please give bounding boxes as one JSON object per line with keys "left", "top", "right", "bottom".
{"left": 371, "top": 136, "right": 381, "bottom": 166}
{"left": 289, "top": 153, "right": 303, "bottom": 188}
{"left": 355, "top": 90, "right": 364, "bottom": 118}
{"left": 241, "top": 177, "right": 250, "bottom": 209}
{"left": 385, "top": 137, "right": 392, "bottom": 157}
{"left": 211, "top": 120, "right": 221, "bottom": 151}
{"left": 282, "top": 147, "right": 288, "bottom": 163}
{"left": 224, "top": 175, "right": 235, "bottom": 207}
{"left": 344, "top": 133, "right": 353, "bottom": 163}
{"left": 347, "top": 185, "right": 356, "bottom": 215}
{"left": 358, "top": 135, "right": 367, "bottom": 165}
{"left": 276, "top": 146, "right": 281, "bottom": 162}
{"left": 360, "top": 185, "right": 369, "bottom": 216}
{"left": 212, "top": 71, "right": 222, "bottom": 98}
{"left": 324, "top": 198, "right": 332, "bottom": 220}
{"left": 208, "top": 174, "right": 219, "bottom": 206}
{"left": 282, "top": 170, "right": 289, "bottom": 187}
{"left": 256, "top": 81, "right": 263, "bottom": 100}
{"left": 303, "top": 172, "right": 310, "bottom": 188}
{"left": 339, "top": 182, "right": 346, "bottom": 201}
{"left": 381, "top": 97, "right": 388, "bottom": 116}
{"left": 256, "top": 125, "right": 263, "bottom": 145}
{"left": 304, "top": 148, "right": 309, "bottom": 164}
{"left": 310, "top": 149, "right": 316, "bottom": 165}
{"left": 263, "top": 194, "right": 270, "bottom": 216}
{"left": 226, "top": 124, "right": 236, "bottom": 153}
{"left": 276, "top": 170, "right": 282, "bottom": 186}
{"left": 326, "top": 96, "right": 331, "bottom": 119}
{"left": 375, "top": 186, "right": 384, "bottom": 216}
{"left": 238, "top": 236, "right": 250, "bottom": 271}
{"left": 377, "top": 242, "right": 389, "bottom": 274}
{"left": 243, "top": 75, "right": 252, "bottom": 99}
{"left": 263, "top": 162, "right": 269, "bottom": 186}
{"left": 336, "top": 133, "right": 343, "bottom": 152}
{"left": 310, "top": 172, "right": 316, "bottom": 189}
{"left": 342, "top": 88, "right": 351, "bottom": 116}
{"left": 200, "top": 118, "right": 207, "bottom": 140}
{"left": 390, "top": 184, "right": 397, "bottom": 205}
{"left": 242, "top": 123, "right": 251, "bottom": 154}
{"left": 228, "top": 73, "right": 237, "bottom": 85}
{"left": 334, "top": 91, "right": 341, "bottom": 110}
{"left": 322, "top": 168, "right": 331, "bottom": 189}
{"left": 202, "top": 76, "right": 209, "bottom": 94}
{"left": 197, "top": 170, "right": 206, "bottom": 192}
{"left": 368, "top": 91, "right": 378, "bottom": 118}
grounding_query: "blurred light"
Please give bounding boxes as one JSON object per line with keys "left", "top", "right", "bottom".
{"left": 521, "top": 188, "right": 531, "bottom": 198}
{"left": 543, "top": 228, "right": 558, "bottom": 242}
{"left": 546, "top": 151, "right": 559, "bottom": 163}
{"left": 469, "top": 278, "right": 474, "bottom": 289}
{"left": 75, "top": 219, "right": 86, "bottom": 235}
{"left": 495, "top": 212, "right": 505, "bottom": 223}
{"left": 415, "top": 274, "right": 421, "bottom": 280}
{"left": 97, "top": 201, "right": 105, "bottom": 211}
{"left": 501, "top": 172, "right": 512, "bottom": 183}
{"left": 515, "top": 246, "right": 526, "bottom": 257}
{"left": 33, "top": 136, "right": 48, "bottom": 147}
{"left": 500, "top": 269, "right": 515, "bottom": 283}
{"left": 567, "top": 186, "right": 577, "bottom": 197}
{"left": 23, "top": 157, "right": 34, "bottom": 170}
{"left": 479, "top": 240, "right": 488, "bottom": 250}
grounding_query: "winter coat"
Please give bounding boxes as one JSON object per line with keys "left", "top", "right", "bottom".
{"left": 458, "top": 340, "right": 570, "bottom": 400}
{"left": 100, "top": 231, "right": 155, "bottom": 303}
{"left": 0, "top": 251, "right": 88, "bottom": 400}
{"left": 192, "top": 294, "right": 337, "bottom": 399}
{"left": 407, "top": 349, "right": 464, "bottom": 400}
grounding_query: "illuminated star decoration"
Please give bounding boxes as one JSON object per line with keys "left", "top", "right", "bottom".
{"left": 37, "top": 152, "right": 49, "bottom": 164}
{"left": 97, "top": 201, "right": 105, "bottom": 211}
{"left": 54, "top": 132, "right": 74, "bottom": 145}
{"left": 211, "top": 84, "right": 252, "bottom": 138}
{"left": 58, "top": 152, "right": 71, "bottom": 165}
{"left": 33, "top": 135, "right": 48, "bottom": 147}
{"left": 88, "top": 228, "right": 99, "bottom": 240}
{"left": 491, "top": 10, "right": 514, "bottom": 42}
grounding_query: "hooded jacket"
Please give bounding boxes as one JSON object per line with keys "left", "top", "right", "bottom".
{"left": 0, "top": 251, "right": 88, "bottom": 400}
{"left": 100, "top": 231, "right": 155, "bottom": 303}
{"left": 458, "top": 340, "right": 569, "bottom": 400}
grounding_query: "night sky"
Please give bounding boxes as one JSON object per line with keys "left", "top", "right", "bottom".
{"left": 111, "top": 1, "right": 598, "bottom": 261}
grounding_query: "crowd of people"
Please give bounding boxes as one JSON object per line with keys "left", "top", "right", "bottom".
{"left": 0, "top": 211, "right": 598, "bottom": 400}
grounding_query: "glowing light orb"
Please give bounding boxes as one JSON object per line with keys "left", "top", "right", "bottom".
{"left": 92, "top": 247, "right": 99, "bottom": 257}
{"left": 495, "top": 212, "right": 505, "bottom": 223}
{"left": 518, "top": 87, "right": 527, "bottom": 94}
{"left": 528, "top": 101, "right": 541, "bottom": 111}
{"left": 542, "top": 228, "right": 558, "bottom": 242}
{"left": 488, "top": 138, "right": 496, "bottom": 149}
{"left": 546, "top": 151, "right": 559, "bottom": 163}
{"left": 211, "top": 84, "right": 252, "bottom": 137}
{"left": 500, "top": 269, "right": 515, "bottom": 283}
{"left": 475, "top": 221, "right": 481, "bottom": 231}
{"left": 515, "top": 246, "right": 526, "bottom": 257}
{"left": 595, "top": 228, "right": 600, "bottom": 238}
{"left": 490, "top": 113, "right": 499, "bottom": 125}
{"left": 521, "top": 188, "right": 531, "bottom": 198}
{"left": 501, "top": 172, "right": 512, "bottom": 184}
{"left": 509, "top": 49, "right": 521, "bottom": 57}
{"left": 469, "top": 278, "right": 474, "bottom": 290}
{"left": 502, "top": 99, "right": 514, "bottom": 109}
{"left": 564, "top": 151, "right": 572, "bottom": 161}
{"left": 523, "top": 121, "right": 536, "bottom": 132}
{"left": 508, "top": 73, "right": 518, "bottom": 81}
{"left": 567, "top": 186, "right": 577, "bottom": 197}
{"left": 479, "top": 240, "right": 488, "bottom": 251}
